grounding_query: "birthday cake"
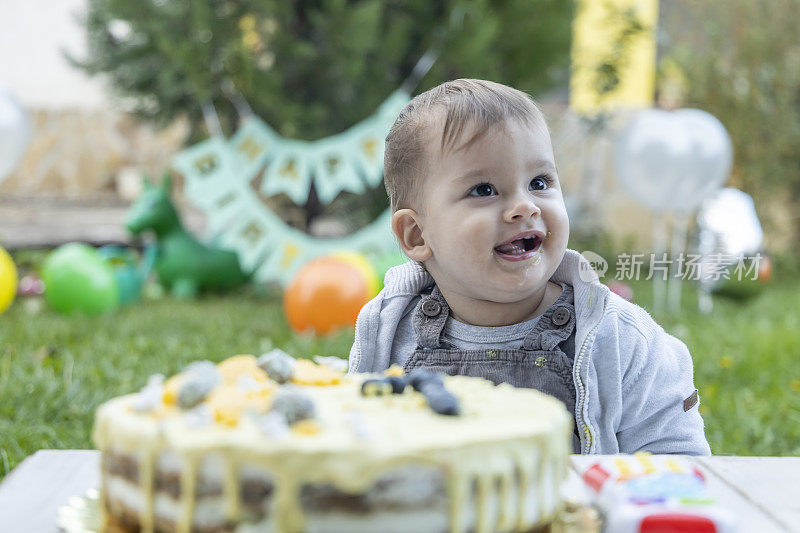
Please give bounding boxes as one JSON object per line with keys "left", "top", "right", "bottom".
{"left": 93, "top": 352, "right": 572, "bottom": 533}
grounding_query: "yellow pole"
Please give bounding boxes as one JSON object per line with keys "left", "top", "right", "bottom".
{"left": 570, "top": 0, "right": 659, "bottom": 114}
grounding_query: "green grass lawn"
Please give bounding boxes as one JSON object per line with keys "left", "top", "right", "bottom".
{"left": 1, "top": 265, "right": 799, "bottom": 480}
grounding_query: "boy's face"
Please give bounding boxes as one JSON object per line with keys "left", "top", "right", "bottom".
{"left": 401, "top": 117, "right": 569, "bottom": 304}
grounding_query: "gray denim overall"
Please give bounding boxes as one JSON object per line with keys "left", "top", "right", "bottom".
{"left": 403, "top": 283, "right": 579, "bottom": 449}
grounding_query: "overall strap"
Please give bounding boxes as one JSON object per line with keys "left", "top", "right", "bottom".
{"left": 521, "top": 283, "right": 576, "bottom": 351}
{"left": 412, "top": 285, "right": 451, "bottom": 349}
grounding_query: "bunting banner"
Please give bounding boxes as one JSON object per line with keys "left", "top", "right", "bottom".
{"left": 227, "top": 89, "right": 409, "bottom": 205}
{"left": 172, "top": 90, "right": 410, "bottom": 285}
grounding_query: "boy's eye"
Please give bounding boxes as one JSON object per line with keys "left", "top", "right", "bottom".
{"left": 469, "top": 183, "right": 496, "bottom": 197}
{"left": 529, "top": 175, "right": 551, "bottom": 191}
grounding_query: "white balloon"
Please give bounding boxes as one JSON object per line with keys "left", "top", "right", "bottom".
{"left": 0, "top": 87, "right": 32, "bottom": 184}
{"left": 613, "top": 108, "right": 733, "bottom": 214}
{"left": 698, "top": 187, "right": 763, "bottom": 258}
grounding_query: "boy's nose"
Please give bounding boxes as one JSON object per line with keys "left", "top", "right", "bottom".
{"left": 504, "top": 196, "right": 541, "bottom": 222}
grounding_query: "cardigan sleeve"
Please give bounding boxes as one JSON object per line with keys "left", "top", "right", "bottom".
{"left": 616, "top": 319, "right": 711, "bottom": 456}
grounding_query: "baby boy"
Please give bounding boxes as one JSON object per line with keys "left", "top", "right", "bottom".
{"left": 349, "top": 79, "right": 710, "bottom": 455}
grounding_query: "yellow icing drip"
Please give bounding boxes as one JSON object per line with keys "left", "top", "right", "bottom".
{"left": 139, "top": 448, "right": 156, "bottom": 532}
{"left": 475, "top": 472, "right": 492, "bottom": 533}
{"left": 447, "top": 467, "right": 466, "bottom": 533}
{"left": 496, "top": 458, "right": 513, "bottom": 531}
{"left": 513, "top": 447, "right": 535, "bottom": 529}
{"left": 178, "top": 454, "right": 199, "bottom": 533}
{"left": 536, "top": 436, "right": 548, "bottom": 520}
{"left": 224, "top": 456, "right": 240, "bottom": 522}
{"left": 93, "top": 364, "right": 571, "bottom": 533}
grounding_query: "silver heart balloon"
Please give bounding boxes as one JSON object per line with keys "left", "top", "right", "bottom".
{"left": 0, "top": 87, "right": 32, "bottom": 184}
{"left": 613, "top": 108, "right": 733, "bottom": 214}
{"left": 698, "top": 187, "right": 763, "bottom": 259}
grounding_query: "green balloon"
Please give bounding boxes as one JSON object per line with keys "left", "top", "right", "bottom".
{"left": 42, "top": 243, "right": 119, "bottom": 314}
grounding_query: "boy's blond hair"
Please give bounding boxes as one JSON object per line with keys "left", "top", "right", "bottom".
{"left": 384, "top": 78, "right": 547, "bottom": 212}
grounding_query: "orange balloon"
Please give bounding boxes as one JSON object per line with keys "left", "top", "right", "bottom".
{"left": 284, "top": 256, "right": 372, "bottom": 335}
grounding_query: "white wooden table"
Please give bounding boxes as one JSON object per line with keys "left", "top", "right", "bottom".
{"left": 0, "top": 450, "right": 797, "bottom": 532}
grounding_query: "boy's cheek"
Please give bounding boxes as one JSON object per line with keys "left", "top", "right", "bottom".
{"left": 554, "top": 228, "right": 570, "bottom": 247}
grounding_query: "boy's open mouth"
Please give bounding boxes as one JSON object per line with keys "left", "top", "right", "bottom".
{"left": 493, "top": 231, "right": 544, "bottom": 261}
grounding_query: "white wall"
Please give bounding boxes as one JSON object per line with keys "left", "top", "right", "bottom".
{"left": 0, "top": 0, "right": 110, "bottom": 109}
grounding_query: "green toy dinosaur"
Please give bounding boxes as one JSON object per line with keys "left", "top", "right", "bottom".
{"left": 126, "top": 175, "right": 248, "bottom": 298}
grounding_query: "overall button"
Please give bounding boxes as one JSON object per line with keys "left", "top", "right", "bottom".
{"left": 422, "top": 300, "right": 442, "bottom": 317}
{"left": 552, "top": 306, "right": 571, "bottom": 326}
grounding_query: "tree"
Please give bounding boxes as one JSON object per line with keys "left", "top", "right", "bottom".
{"left": 74, "top": 0, "right": 573, "bottom": 230}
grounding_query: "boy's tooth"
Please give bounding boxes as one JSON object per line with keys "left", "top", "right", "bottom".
{"left": 495, "top": 236, "right": 542, "bottom": 256}
{"left": 496, "top": 240, "right": 525, "bottom": 254}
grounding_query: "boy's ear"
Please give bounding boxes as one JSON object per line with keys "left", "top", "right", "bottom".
{"left": 392, "top": 209, "right": 432, "bottom": 262}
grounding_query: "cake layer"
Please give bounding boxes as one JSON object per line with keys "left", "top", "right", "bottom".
{"left": 102, "top": 455, "right": 560, "bottom": 533}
